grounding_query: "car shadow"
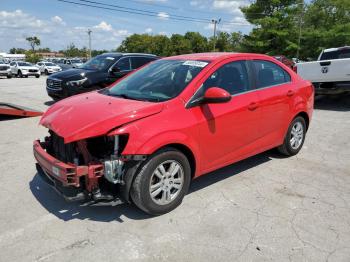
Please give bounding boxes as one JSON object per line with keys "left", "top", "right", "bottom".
{"left": 0, "top": 115, "right": 40, "bottom": 121}
{"left": 314, "top": 94, "right": 350, "bottom": 111}
{"left": 30, "top": 149, "right": 276, "bottom": 222}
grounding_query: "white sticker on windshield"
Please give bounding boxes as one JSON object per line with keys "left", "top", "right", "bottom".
{"left": 106, "top": 57, "right": 115, "bottom": 60}
{"left": 183, "top": 61, "right": 208, "bottom": 67}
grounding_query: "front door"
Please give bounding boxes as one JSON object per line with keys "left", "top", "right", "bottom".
{"left": 189, "top": 60, "right": 262, "bottom": 173}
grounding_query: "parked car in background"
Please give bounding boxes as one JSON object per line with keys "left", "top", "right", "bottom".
{"left": 9, "top": 61, "right": 40, "bottom": 78}
{"left": 0, "top": 62, "right": 12, "bottom": 78}
{"left": 36, "top": 62, "right": 62, "bottom": 75}
{"left": 295, "top": 46, "right": 350, "bottom": 95}
{"left": 56, "top": 58, "right": 84, "bottom": 70}
{"left": 35, "top": 52, "right": 314, "bottom": 215}
{"left": 273, "top": 55, "right": 295, "bottom": 69}
{"left": 46, "top": 52, "right": 159, "bottom": 100}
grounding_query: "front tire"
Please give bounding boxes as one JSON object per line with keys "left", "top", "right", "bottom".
{"left": 278, "top": 116, "right": 306, "bottom": 156}
{"left": 36, "top": 75, "right": 40, "bottom": 78}
{"left": 131, "top": 148, "right": 191, "bottom": 215}
{"left": 18, "top": 70, "right": 23, "bottom": 78}
{"left": 45, "top": 69, "right": 49, "bottom": 75}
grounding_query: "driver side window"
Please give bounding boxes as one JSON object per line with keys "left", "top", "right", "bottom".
{"left": 116, "top": 58, "right": 131, "bottom": 71}
{"left": 202, "top": 60, "right": 250, "bottom": 95}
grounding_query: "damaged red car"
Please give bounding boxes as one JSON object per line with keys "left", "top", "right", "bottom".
{"left": 34, "top": 53, "right": 314, "bottom": 215}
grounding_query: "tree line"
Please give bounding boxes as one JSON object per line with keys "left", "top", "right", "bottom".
{"left": 118, "top": 0, "right": 350, "bottom": 60}
{"left": 7, "top": 0, "right": 350, "bottom": 62}
{"left": 117, "top": 32, "right": 243, "bottom": 56}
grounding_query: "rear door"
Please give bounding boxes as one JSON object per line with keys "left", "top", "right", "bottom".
{"left": 249, "top": 59, "right": 293, "bottom": 148}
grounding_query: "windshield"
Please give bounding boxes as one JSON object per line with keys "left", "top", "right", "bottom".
{"left": 79, "top": 55, "right": 118, "bottom": 70}
{"left": 18, "top": 62, "right": 32, "bottom": 66}
{"left": 44, "top": 62, "right": 55, "bottom": 66}
{"left": 107, "top": 59, "right": 209, "bottom": 102}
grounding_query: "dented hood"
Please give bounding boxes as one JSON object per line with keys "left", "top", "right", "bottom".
{"left": 40, "top": 92, "right": 164, "bottom": 143}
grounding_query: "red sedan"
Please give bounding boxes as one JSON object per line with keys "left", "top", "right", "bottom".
{"left": 34, "top": 53, "right": 314, "bottom": 215}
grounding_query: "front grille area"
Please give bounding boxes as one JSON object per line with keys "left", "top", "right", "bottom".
{"left": 29, "top": 69, "right": 38, "bottom": 72}
{"left": 47, "top": 131, "right": 78, "bottom": 164}
{"left": 47, "top": 78, "right": 62, "bottom": 90}
{"left": 0, "top": 66, "right": 9, "bottom": 70}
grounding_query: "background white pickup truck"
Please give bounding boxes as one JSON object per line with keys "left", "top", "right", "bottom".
{"left": 296, "top": 46, "right": 350, "bottom": 95}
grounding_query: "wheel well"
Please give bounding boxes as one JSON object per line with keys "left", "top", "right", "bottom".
{"left": 295, "top": 112, "right": 309, "bottom": 131}
{"left": 157, "top": 143, "right": 196, "bottom": 179}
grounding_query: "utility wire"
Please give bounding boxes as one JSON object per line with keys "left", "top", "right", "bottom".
{"left": 57, "top": 0, "right": 252, "bottom": 26}
{"left": 58, "top": 0, "right": 210, "bottom": 23}
{"left": 78, "top": 0, "right": 210, "bottom": 22}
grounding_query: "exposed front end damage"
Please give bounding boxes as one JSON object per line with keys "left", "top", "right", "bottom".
{"left": 33, "top": 131, "right": 146, "bottom": 204}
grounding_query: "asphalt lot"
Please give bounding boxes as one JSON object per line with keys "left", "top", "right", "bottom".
{"left": 0, "top": 76, "right": 349, "bottom": 262}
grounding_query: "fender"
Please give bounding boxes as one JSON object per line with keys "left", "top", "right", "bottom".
{"left": 114, "top": 131, "right": 201, "bottom": 202}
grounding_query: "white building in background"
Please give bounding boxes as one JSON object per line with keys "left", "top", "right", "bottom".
{"left": 0, "top": 52, "right": 26, "bottom": 62}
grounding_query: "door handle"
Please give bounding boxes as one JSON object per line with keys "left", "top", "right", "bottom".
{"left": 248, "top": 102, "right": 258, "bottom": 111}
{"left": 287, "top": 90, "right": 294, "bottom": 97}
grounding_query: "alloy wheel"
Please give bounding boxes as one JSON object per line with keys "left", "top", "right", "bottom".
{"left": 290, "top": 121, "right": 304, "bottom": 150}
{"left": 149, "top": 160, "right": 184, "bottom": 205}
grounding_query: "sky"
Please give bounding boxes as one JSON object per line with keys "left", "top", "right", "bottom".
{"left": 0, "top": 0, "right": 255, "bottom": 52}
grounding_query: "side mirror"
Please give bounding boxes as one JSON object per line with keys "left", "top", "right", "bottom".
{"left": 203, "top": 87, "right": 231, "bottom": 104}
{"left": 110, "top": 67, "right": 128, "bottom": 77}
{"left": 111, "top": 67, "right": 121, "bottom": 73}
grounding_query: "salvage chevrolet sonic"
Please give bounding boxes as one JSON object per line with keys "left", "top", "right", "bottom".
{"left": 34, "top": 53, "right": 314, "bottom": 215}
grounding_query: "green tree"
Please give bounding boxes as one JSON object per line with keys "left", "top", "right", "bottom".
{"left": 184, "top": 32, "right": 209, "bottom": 53}
{"left": 240, "top": 0, "right": 300, "bottom": 57}
{"left": 36, "top": 47, "right": 51, "bottom": 53}
{"left": 26, "top": 36, "right": 41, "bottom": 51}
{"left": 9, "top": 48, "right": 26, "bottom": 54}
{"left": 170, "top": 34, "right": 191, "bottom": 55}
{"left": 213, "top": 32, "right": 231, "bottom": 51}
{"left": 62, "top": 43, "right": 87, "bottom": 57}
{"left": 25, "top": 50, "right": 41, "bottom": 63}
{"left": 230, "top": 32, "right": 244, "bottom": 51}
{"left": 300, "top": 0, "right": 350, "bottom": 59}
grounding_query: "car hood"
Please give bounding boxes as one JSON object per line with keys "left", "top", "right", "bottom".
{"left": 40, "top": 92, "right": 164, "bottom": 143}
{"left": 49, "top": 68, "right": 94, "bottom": 80}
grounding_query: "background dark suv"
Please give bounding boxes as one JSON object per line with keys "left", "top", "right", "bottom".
{"left": 46, "top": 53, "right": 159, "bottom": 100}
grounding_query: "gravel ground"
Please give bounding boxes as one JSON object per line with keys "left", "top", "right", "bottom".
{"left": 0, "top": 77, "right": 349, "bottom": 262}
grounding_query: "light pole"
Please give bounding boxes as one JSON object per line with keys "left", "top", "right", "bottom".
{"left": 87, "top": 29, "right": 92, "bottom": 59}
{"left": 212, "top": 18, "right": 221, "bottom": 51}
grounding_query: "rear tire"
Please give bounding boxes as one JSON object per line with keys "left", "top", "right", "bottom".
{"left": 131, "top": 148, "right": 191, "bottom": 215}
{"left": 7, "top": 74, "right": 12, "bottom": 79}
{"left": 278, "top": 116, "right": 306, "bottom": 156}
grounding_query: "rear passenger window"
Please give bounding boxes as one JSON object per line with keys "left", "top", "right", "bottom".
{"left": 131, "top": 57, "right": 154, "bottom": 70}
{"left": 202, "top": 60, "right": 250, "bottom": 95}
{"left": 252, "top": 60, "right": 291, "bottom": 89}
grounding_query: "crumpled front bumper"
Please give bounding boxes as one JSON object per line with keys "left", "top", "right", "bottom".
{"left": 33, "top": 140, "right": 104, "bottom": 201}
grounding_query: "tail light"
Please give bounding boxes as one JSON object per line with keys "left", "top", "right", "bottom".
{"left": 293, "top": 65, "right": 297, "bottom": 73}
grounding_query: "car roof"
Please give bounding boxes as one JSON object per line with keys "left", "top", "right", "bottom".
{"left": 100, "top": 52, "right": 158, "bottom": 58}
{"left": 164, "top": 52, "right": 273, "bottom": 62}
{"left": 323, "top": 46, "right": 350, "bottom": 52}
